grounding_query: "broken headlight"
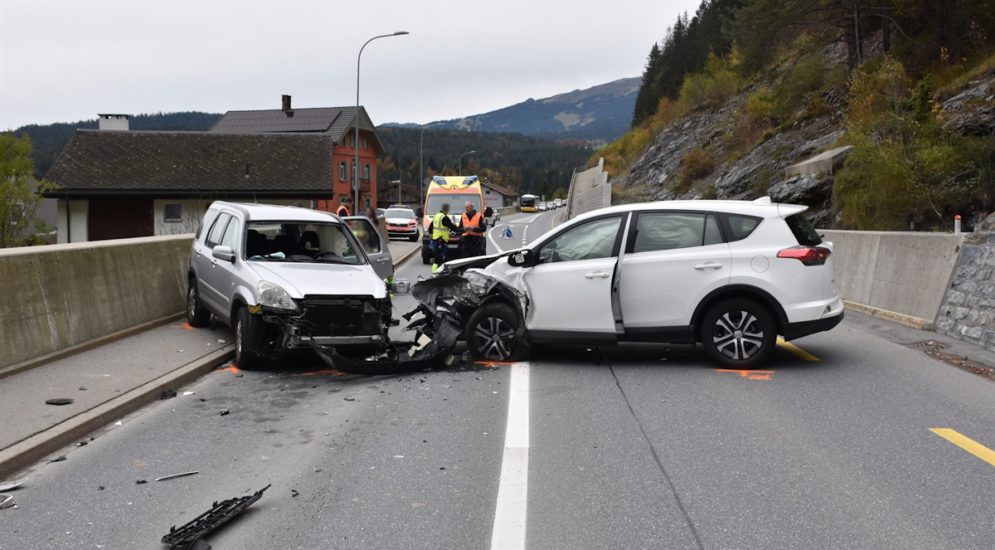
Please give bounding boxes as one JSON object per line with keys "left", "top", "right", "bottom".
{"left": 257, "top": 281, "right": 296, "bottom": 311}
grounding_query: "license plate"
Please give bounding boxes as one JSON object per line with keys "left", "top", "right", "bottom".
{"left": 448, "top": 244, "right": 459, "bottom": 249}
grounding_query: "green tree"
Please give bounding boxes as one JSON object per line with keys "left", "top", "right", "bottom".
{"left": 0, "top": 133, "right": 55, "bottom": 247}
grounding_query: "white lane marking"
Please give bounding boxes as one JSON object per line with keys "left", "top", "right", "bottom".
{"left": 488, "top": 224, "right": 507, "bottom": 253}
{"left": 510, "top": 213, "right": 541, "bottom": 225}
{"left": 490, "top": 362, "right": 530, "bottom": 550}
{"left": 521, "top": 224, "right": 528, "bottom": 247}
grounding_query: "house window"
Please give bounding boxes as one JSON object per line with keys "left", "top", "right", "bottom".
{"left": 339, "top": 161, "right": 347, "bottom": 181}
{"left": 363, "top": 164, "right": 371, "bottom": 181}
{"left": 362, "top": 137, "right": 368, "bottom": 150}
{"left": 164, "top": 203, "right": 182, "bottom": 223}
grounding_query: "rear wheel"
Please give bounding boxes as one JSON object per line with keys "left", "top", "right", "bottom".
{"left": 234, "top": 307, "right": 267, "bottom": 370}
{"left": 421, "top": 245, "right": 432, "bottom": 264}
{"left": 465, "top": 302, "right": 528, "bottom": 361}
{"left": 700, "top": 299, "right": 776, "bottom": 369}
{"left": 186, "top": 280, "right": 211, "bottom": 328}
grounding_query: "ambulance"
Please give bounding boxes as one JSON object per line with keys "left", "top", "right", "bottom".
{"left": 420, "top": 176, "right": 492, "bottom": 264}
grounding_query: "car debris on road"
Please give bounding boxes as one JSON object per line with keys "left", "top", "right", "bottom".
{"left": 161, "top": 484, "right": 270, "bottom": 550}
{"left": 155, "top": 471, "right": 199, "bottom": 482}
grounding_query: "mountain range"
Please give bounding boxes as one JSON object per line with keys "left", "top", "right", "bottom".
{"left": 385, "top": 77, "right": 640, "bottom": 143}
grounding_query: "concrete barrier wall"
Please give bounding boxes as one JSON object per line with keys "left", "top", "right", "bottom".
{"left": 567, "top": 158, "right": 611, "bottom": 219}
{"left": 820, "top": 230, "right": 964, "bottom": 326}
{"left": 0, "top": 235, "right": 193, "bottom": 370}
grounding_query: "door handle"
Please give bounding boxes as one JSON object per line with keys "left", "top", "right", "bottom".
{"left": 693, "top": 262, "right": 722, "bottom": 270}
{"left": 584, "top": 271, "right": 610, "bottom": 279}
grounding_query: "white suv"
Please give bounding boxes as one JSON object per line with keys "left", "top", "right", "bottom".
{"left": 436, "top": 198, "right": 843, "bottom": 368}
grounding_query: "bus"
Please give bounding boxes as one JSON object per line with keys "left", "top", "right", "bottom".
{"left": 520, "top": 194, "right": 538, "bottom": 212}
{"left": 420, "top": 176, "right": 489, "bottom": 264}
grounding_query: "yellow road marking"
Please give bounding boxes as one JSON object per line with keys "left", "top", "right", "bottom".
{"left": 930, "top": 428, "right": 995, "bottom": 467}
{"left": 776, "top": 337, "right": 820, "bottom": 362}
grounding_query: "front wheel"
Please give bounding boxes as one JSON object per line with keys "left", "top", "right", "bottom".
{"left": 234, "top": 307, "right": 267, "bottom": 370}
{"left": 186, "top": 281, "right": 211, "bottom": 327}
{"left": 465, "top": 302, "right": 529, "bottom": 361}
{"left": 700, "top": 299, "right": 776, "bottom": 369}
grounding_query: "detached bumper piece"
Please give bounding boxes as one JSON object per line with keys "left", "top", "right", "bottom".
{"left": 161, "top": 485, "right": 270, "bottom": 550}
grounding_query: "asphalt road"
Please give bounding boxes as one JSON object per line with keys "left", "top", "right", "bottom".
{"left": 2, "top": 209, "right": 994, "bottom": 550}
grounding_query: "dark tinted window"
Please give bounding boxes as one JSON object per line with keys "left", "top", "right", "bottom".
{"left": 725, "top": 214, "right": 762, "bottom": 242}
{"left": 632, "top": 213, "right": 724, "bottom": 253}
{"left": 785, "top": 213, "right": 822, "bottom": 246}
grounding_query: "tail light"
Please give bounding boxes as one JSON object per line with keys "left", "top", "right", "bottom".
{"left": 777, "top": 246, "right": 831, "bottom": 266}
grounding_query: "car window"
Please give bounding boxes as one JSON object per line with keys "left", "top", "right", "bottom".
{"left": 197, "top": 208, "right": 219, "bottom": 240}
{"left": 220, "top": 217, "right": 241, "bottom": 251}
{"left": 785, "top": 213, "right": 822, "bottom": 245}
{"left": 538, "top": 216, "right": 621, "bottom": 264}
{"left": 246, "top": 222, "right": 364, "bottom": 264}
{"left": 725, "top": 214, "right": 762, "bottom": 242}
{"left": 633, "top": 212, "right": 722, "bottom": 253}
{"left": 205, "top": 213, "right": 231, "bottom": 248}
{"left": 346, "top": 219, "right": 382, "bottom": 254}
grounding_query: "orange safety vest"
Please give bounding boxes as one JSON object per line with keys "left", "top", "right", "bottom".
{"left": 337, "top": 205, "right": 351, "bottom": 217}
{"left": 461, "top": 211, "right": 484, "bottom": 237}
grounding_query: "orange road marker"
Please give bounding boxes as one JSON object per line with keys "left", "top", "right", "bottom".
{"left": 716, "top": 369, "right": 774, "bottom": 381}
{"left": 172, "top": 322, "right": 195, "bottom": 331}
{"left": 221, "top": 364, "right": 241, "bottom": 374}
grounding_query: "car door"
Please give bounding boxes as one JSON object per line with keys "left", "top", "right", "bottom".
{"left": 206, "top": 214, "right": 243, "bottom": 320}
{"left": 522, "top": 215, "right": 625, "bottom": 342}
{"left": 198, "top": 212, "right": 233, "bottom": 314}
{"left": 344, "top": 217, "right": 393, "bottom": 280}
{"left": 618, "top": 211, "right": 731, "bottom": 335}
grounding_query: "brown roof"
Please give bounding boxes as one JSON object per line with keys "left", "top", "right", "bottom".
{"left": 45, "top": 130, "right": 336, "bottom": 198}
{"left": 210, "top": 105, "right": 386, "bottom": 154}
{"left": 482, "top": 180, "right": 518, "bottom": 197}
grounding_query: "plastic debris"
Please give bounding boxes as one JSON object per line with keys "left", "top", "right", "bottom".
{"left": 182, "top": 391, "right": 196, "bottom": 396}
{"left": 290, "top": 489, "right": 299, "bottom": 498}
{"left": 155, "top": 471, "right": 200, "bottom": 482}
{"left": 161, "top": 485, "right": 270, "bottom": 550}
{"left": 0, "top": 493, "right": 14, "bottom": 510}
{"left": 0, "top": 480, "right": 24, "bottom": 492}
{"left": 136, "top": 479, "right": 148, "bottom": 485}
{"left": 159, "top": 389, "right": 177, "bottom": 400}
{"left": 49, "top": 455, "right": 67, "bottom": 463}
{"left": 219, "top": 409, "right": 230, "bottom": 416}
{"left": 45, "top": 398, "right": 74, "bottom": 406}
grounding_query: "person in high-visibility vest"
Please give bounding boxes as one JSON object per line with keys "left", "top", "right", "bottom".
{"left": 459, "top": 200, "right": 486, "bottom": 258}
{"left": 430, "top": 203, "right": 457, "bottom": 273}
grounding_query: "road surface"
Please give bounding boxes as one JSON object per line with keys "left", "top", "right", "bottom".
{"left": 2, "top": 209, "right": 993, "bottom": 550}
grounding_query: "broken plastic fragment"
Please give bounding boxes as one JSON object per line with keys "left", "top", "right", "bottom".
{"left": 155, "top": 471, "right": 199, "bottom": 482}
{"left": 162, "top": 485, "right": 270, "bottom": 549}
{"left": 45, "top": 398, "right": 74, "bottom": 406}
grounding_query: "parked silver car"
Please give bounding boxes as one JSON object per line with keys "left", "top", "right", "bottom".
{"left": 186, "top": 202, "right": 393, "bottom": 369}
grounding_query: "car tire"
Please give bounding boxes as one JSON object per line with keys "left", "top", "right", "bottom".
{"left": 410, "top": 234, "right": 418, "bottom": 242}
{"left": 186, "top": 280, "right": 211, "bottom": 328}
{"left": 234, "top": 307, "right": 266, "bottom": 370}
{"left": 422, "top": 248, "right": 431, "bottom": 264}
{"left": 465, "top": 302, "right": 529, "bottom": 361}
{"left": 701, "top": 299, "right": 776, "bottom": 369}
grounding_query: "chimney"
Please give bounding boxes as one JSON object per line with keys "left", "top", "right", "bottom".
{"left": 97, "top": 113, "right": 130, "bottom": 131}
{"left": 281, "top": 94, "right": 292, "bottom": 114}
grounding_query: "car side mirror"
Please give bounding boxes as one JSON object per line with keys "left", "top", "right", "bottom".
{"left": 507, "top": 249, "right": 533, "bottom": 267}
{"left": 212, "top": 245, "right": 235, "bottom": 263}
{"left": 484, "top": 206, "right": 494, "bottom": 218}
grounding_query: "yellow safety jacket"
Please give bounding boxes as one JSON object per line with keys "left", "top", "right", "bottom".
{"left": 432, "top": 212, "right": 451, "bottom": 242}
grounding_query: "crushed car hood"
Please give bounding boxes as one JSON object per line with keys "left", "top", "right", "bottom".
{"left": 442, "top": 249, "right": 520, "bottom": 273}
{"left": 249, "top": 262, "right": 387, "bottom": 299}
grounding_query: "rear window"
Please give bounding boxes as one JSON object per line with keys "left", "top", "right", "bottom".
{"left": 785, "top": 214, "right": 822, "bottom": 246}
{"left": 724, "top": 214, "right": 762, "bottom": 242}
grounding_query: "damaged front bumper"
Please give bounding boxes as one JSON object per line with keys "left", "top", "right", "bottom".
{"left": 310, "top": 270, "right": 525, "bottom": 375}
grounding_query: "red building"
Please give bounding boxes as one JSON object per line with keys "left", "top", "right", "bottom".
{"left": 210, "top": 95, "right": 386, "bottom": 214}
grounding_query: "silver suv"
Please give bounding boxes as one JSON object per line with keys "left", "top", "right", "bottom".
{"left": 186, "top": 202, "right": 393, "bottom": 369}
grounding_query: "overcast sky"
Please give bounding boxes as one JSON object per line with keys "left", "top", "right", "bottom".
{"left": 0, "top": 0, "right": 700, "bottom": 130}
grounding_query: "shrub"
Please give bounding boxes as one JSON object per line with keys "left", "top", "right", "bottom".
{"left": 676, "top": 148, "right": 716, "bottom": 192}
{"left": 679, "top": 54, "right": 740, "bottom": 110}
{"left": 834, "top": 57, "right": 993, "bottom": 230}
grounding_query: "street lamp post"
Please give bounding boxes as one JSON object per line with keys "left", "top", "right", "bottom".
{"left": 354, "top": 31, "right": 409, "bottom": 210}
{"left": 457, "top": 150, "right": 476, "bottom": 175}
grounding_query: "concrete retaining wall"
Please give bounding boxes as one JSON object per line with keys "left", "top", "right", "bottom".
{"left": 0, "top": 235, "right": 193, "bottom": 370}
{"left": 820, "top": 230, "right": 964, "bottom": 326}
{"left": 567, "top": 157, "right": 611, "bottom": 219}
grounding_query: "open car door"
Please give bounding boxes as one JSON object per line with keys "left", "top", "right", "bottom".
{"left": 344, "top": 216, "right": 394, "bottom": 280}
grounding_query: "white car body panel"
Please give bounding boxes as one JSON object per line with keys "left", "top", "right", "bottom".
{"left": 523, "top": 257, "right": 618, "bottom": 333}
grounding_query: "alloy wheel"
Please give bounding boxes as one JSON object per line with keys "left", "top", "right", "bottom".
{"left": 712, "top": 310, "right": 765, "bottom": 361}
{"left": 473, "top": 317, "right": 516, "bottom": 360}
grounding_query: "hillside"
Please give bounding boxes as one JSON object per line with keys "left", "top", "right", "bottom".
{"left": 386, "top": 77, "right": 640, "bottom": 143}
{"left": 607, "top": 0, "right": 995, "bottom": 231}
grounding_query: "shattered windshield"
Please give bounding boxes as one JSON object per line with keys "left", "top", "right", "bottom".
{"left": 245, "top": 221, "right": 365, "bottom": 264}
